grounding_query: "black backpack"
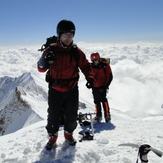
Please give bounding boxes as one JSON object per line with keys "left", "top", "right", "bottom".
{"left": 38, "top": 35, "right": 57, "bottom": 52}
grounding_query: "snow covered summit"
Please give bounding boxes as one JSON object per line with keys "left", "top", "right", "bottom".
{"left": 0, "top": 43, "right": 163, "bottom": 162}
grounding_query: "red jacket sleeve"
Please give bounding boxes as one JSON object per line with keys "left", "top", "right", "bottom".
{"left": 77, "top": 48, "right": 94, "bottom": 81}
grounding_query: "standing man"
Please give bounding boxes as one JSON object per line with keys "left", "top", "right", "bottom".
{"left": 90, "top": 52, "right": 113, "bottom": 123}
{"left": 37, "top": 20, "right": 94, "bottom": 150}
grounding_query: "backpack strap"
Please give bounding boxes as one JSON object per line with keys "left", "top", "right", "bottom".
{"left": 70, "top": 44, "right": 80, "bottom": 67}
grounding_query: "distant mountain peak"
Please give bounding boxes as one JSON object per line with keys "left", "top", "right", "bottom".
{"left": 0, "top": 72, "right": 45, "bottom": 136}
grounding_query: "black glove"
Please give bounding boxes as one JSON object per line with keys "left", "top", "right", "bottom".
{"left": 45, "top": 51, "right": 56, "bottom": 64}
{"left": 38, "top": 52, "right": 55, "bottom": 69}
{"left": 86, "top": 78, "right": 94, "bottom": 89}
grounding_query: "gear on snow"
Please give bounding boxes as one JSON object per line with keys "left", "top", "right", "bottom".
{"left": 78, "top": 112, "right": 95, "bottom": 142}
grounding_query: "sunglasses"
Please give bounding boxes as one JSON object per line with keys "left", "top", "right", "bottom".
{"left": 62, "top": 33, "right": 74, "bottom": 39}
{"left": 92, "top": 59, "right": 99, "bottom": 62}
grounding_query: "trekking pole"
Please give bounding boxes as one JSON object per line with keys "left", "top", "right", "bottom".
{"left": 89, "top": 113, "right": 94, "bottom": 137}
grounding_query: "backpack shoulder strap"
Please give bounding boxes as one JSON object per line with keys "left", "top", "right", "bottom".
{"left": 70, "top": 43, "right": 80, "bottom": 67}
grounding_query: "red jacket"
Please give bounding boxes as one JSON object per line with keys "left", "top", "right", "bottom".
{"left": 38, "top": 41, "right": 94, "bottom": 92}
{"left": 92, "top": 58, "right": 113, "bottom": 88}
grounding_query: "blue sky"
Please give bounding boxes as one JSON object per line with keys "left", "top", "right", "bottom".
{"left": 0, "top": 0, "right": 163, "bottom": 46}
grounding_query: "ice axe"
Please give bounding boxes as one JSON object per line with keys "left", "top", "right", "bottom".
{"left": 118, "top": 143, "right": 163, "bottom": 163}
{"left": 78, "top": 112, "right": 95, "bottom": 142}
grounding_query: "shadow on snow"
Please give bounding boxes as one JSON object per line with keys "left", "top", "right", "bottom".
{"left": 34, "top": 142, "right": 76, "bottom": 163}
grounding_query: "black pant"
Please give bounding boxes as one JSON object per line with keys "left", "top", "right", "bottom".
{"left": 47, "top": 85, "right": 79, "bottom": 135}
{"left": 92, "top": 87, "right": 108, "bottom": 104}
{"left": 92, "top": 87, "right": 109, "bottom": 117}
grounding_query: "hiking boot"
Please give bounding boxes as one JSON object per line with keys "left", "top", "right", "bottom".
{"left": 45, "top": 134, "right": 58, "bottom": 150}
{"left": 105, "top": 116, "right": 111, "bottom": 123}
{"left": 94, "top": 116, "right": 102, "bottom": 122}
{"left": 64, "top": 131, "right": 77, "bottom": 146}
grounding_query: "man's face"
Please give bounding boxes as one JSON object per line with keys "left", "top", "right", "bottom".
{"left": 93, "top": 59, "right": 100, "bottom": 66}
{"left": 60, "top": 33, "right": 74, "bottom": 45}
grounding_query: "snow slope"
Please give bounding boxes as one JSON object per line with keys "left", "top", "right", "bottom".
{"left": 0, "top": 42, "right": 163, "bottom": 162}
{"left": 0, "top": 72, "right": 47, "bottom": 135}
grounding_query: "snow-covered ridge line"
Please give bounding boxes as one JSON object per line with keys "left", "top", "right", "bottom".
{"left": 0, "top": 73, "right": 46, "bottom": 135}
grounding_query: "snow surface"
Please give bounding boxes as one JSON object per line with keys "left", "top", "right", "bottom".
{"left": 0, "top": 42, "right": 163, "bottom": 162}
